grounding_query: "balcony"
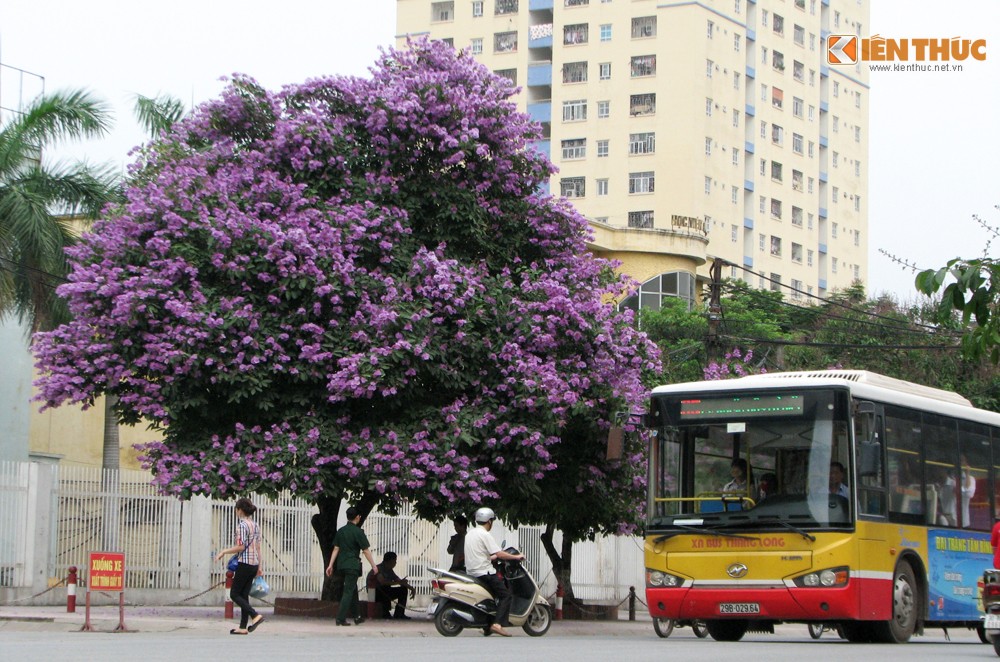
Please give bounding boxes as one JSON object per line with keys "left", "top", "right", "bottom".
{"left": 530, "top": 0, "right": 554, "bottom": 8}
{"left": 819, "top": 207, "right": 828, "bottom": 218}
{"left": 528, "top": 63, "right": 552, "bottom": 86}
{"left": 745, "top": 140, "right": 755, "bottom": 154}
{"left": 820, "top": 65, "right": 829, "bottom": 78}
{"left": 744, "top": 179, "right": 755, "bottom": 192}
{"left": 819, "top": 243, "right": 828, "bottom": 254}
{"left": 529, "top": 23, "right": 553, "bottom": 48}
{"left": 745, "top": 104, "right": 755, "bottom": 117}
{"left": 819, "top": 278, "right": 828, "bottom": 290}
{"left": 744, "top": 255, "right": 754, "bottom": 268}
{"left": 744, "top": 217, "right": 754, "bottom": 229}
{"left": 820, "top": 100, "right": 829, "bottom": 113}
{"left": 819, "top": 171, "right": 828, "bottom": 183}
{"left": 746, "top": 65, "right": 756, "bottom": 79}
{"left": 747, "top": 29, "right": 756, "bottom": 42}
{"left": 527, "top": 102, "right": 552, "bottom": 123}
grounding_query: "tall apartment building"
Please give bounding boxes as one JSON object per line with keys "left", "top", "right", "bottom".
{"left": 396, "top": 0, "right": 869, "bottom": 309}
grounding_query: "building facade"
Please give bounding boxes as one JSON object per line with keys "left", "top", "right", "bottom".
{"left": 396, "top": 0, "right": 869, "bottom": 308}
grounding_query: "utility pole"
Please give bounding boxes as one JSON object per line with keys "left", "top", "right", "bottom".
{"left": 706, "top": 258, "right": 724, "bottom": 361}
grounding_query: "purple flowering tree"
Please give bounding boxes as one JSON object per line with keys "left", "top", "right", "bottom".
{"left": 32, "top": 40, "right": 660, "bottom": 598}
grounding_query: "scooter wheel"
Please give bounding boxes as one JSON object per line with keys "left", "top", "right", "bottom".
{"left": 653, "top": 618, "right": 675, "bottom": 638}
{"left": 434, "top": 605, "right": 464, "bottom": 637}
{"left": 808, "top": 623, "right": 824, "bottom": 639}
{"left": 692, "top": 620, "right": 710, "bottom": 638}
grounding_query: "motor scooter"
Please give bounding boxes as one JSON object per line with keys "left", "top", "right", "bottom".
{"left": 983, "top": 569, "right": 1000, "bottom": 656}
{"left": 428, "top": 546, "right": 551, "bottom": 637}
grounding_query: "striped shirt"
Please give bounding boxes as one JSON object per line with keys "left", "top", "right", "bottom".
{"left": 237, "top": 519, "right": 261, "bottom": 566}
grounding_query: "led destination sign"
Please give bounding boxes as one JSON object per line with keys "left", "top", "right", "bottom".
{"left": 679, "top": 394, "right": 804, "bottom": 420}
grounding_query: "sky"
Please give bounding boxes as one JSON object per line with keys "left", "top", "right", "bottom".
{"left": 1, "top": 0, "right": 997, "bottom": 302}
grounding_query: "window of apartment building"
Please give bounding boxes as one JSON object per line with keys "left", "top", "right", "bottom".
{"left": 733, "top": 109, "right": 741, "bottom": 127}
{"left": 808, "top": 104, "right": 815, "bottom": 122}
{"left": 855, "top": 126, "right": 862, "bottom": 143}
{"left": 632, "top": 16, "right": 656, "bottom": 38}
{"left": 772, "top": 87, "right": 783, "bottom": 110}
{"left": 791, "top": 278, "right": 803, "bottom": 299}
{"left": 707, "top": 20, "right": 715, "bottom": 39}
{"left": 792, "top": 206, "right": 803, "bottom": 226}
{"left": 734, "top": 34, "right": 741, "bottom": 52}
{"left": 759, "top": 233, "right": 766, "bottom": 252}
{"left": 759, "top": 158, "right": 767, "bottom": 176}
{"left": 631, "top": 55, "right": 656, "bottom": 77}
{"left": 731, "top": 186, "right": 739, "bottom": 204}
{"left": 807, "top": 176, "right": 814, "bottom": 193}
{"left": 832, "top": 115, "right": 839, "bottom": 132}
{"left": 792, "top": 97, "right": 803, "bottom": 118}
{"left": 832, "top": 221, "right": 839, "bottom": 239}
{"left": 773, "top": 50, "right": 784, "bottom": 72}
{"left": 760, "top": 120, "right": 767, "bottom": 139}
{"left": 854, "top": 195, "right": 861, "bottom": 212}
{"left": 734, "top": 71, "right": 741, "bottom": 90}
{"left": 630, "top": 93, "right": 656, "bottom": 116}
{"left": 794, "top": 0, "right": 805, "bottom": 10}
{"left": 735, "top": 0, "right": 742, "bottom": 14}
{"left": 809, "top": 69, "right": 815, "bottom": 86}
{"left": 832, "top": 257, "right": 839, "bottom": 273}
{"left": 563, "top": 61, "right": 588, "bottom": 83}
{"left": 441, "top": 38, "right": 454, "bottom": 47}
{"left": 810, "top": 0, "right": 816, "bottom": 14}
{"left": 495, "top": 0, "right": 518, "bottom": 15}
{"left": 792, "top": 170, "right": 803, "bottom": 191}
{"left": 761, "top": 9, "right": 769, "bottom": 27}
{"left": 597, "top": 100, "right": 610, "bottom": 118}
{"left": 761, "top": 46, "right": 769, "bottom": 65}
{"left": 706, "top": 97, "right": 713, "bottom": 117}
{"left": 705, "top": 137, "right": 713, "bottom": 156}
{"left": 731, "top": 223, "right": 739, "bottom": 241}
{"left": 629, "top": 131, "right": 655, "bottom": 155}
{"left": 600, "top": 24, "right": 612, "bottom": 41}
{"left": 807, "top": 249, "right": 814, "bottom": 266}
{"left": 855, "top": 160, "right": 861, "bottom": 177}
{"left": 705, "top": 176, "right": 712, "bottom": 193}
{"left": 833, "top": 81, "right": 840, "bottom": 97}
{"left": 773, "top": 14, "right": 784, "bottom": 36}
{"left": 807, "top": 212, "right": 814, "bottom": 229}
{"left": 771, "top": 198, "right": 783, "bottom": 219}
{"left": 495, "top": 68, "right": 517, "bottom": 85}
{"left": 855, "top": 90, "right": 862, "bottom": 108}
{"left": 732, "top": 148, "right": 739, "bottom": 165}
{"left": 759, "top": 195, "right": 766, "bottom": 214}
{"left": 706, "top": 59, "right": 714, "bottom": 78}
{"left": 832, "top": 185, "right": 839, "bottom": 203}
{"left": 853, "top": 229, "right": 861, "bottom": 247}
{"left": 597, "top": 139, "right": 609, "bottom": 157}
{"left": 771, "top": 236, "right": 782, "bottom": 257}
{"left": 832, "top": 151, "right": 839, "bottom": 168}
{"left": 472, "top": 1, "right": 484, "bottom": 17}
{"left": 494, "top": 31, "right": 518, "bottom": 52}
{"left": 432, "top": 1, "right": 455, "bottom": 22}
{"left": 770, "top": 273, "right": 782, "bottom": 292}
{"left": 793, "top": 61, "right": 804, "bottom": 82}
{"left": 618, "top": 271, "right": 696, "bottom": 312}
{"left": 808, "top": 141, "right": 815, "bottom": 158}
{"left": 771, "top": 160, "right": 783, "bottom": 182}
{"left": 834, "top": 10, "right": 841, "bottom": 28}
{"left": 471, "top": 38, "right": 483, "bottom": 54}
{"left": 794, "top": 24, "right": 805, "bottom": 46}
{"left": 561, "top": 138, "right": 586, "bottom": 159}
{"left": 562, "top": 99, "right": 588, "bottom": 121}
{"left": 772, "top": 124, "right": 784, "bottom": 146}
{"left": 597, "top": 178, "right": 609, "bottom": 196}
{"left": 629, "top": 171, "right": 655, "bottom": 194}
{"left": 761, "top": 83, "right": 768, "bottom": 103}
{"left": 853, "top": 264, "right": 860, "bottom": 280}
{"left": 599, "top": 62, "right": 612, "bottom": 80}
{"left": 564, "top": 23, "right": 589, "bottom": 45}
{"left": 560, "top": 176, "right": 586, "bottom": 198}
{"left": 628, "top": 210, "right": 654, "bottom": 228}
{"left": 791, "top": 242, "right": 803, "bottom": 263}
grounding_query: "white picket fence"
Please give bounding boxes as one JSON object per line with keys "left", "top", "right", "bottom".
{"left": 0, "top": 460, "right": 645, "bottom": 609}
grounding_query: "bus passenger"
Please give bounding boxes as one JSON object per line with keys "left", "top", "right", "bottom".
{"left": 829, "top": 462, "right": 849, "bottom": 499}
{"left": 960, "top": 455, "right": 976, "bottom": 528}
{"left": 722, "top": 459, "right": 754, "bottom": 497}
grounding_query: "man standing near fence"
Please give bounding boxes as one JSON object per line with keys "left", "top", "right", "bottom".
{"left": 326, "top": 506, "right": 377, "bottom": 626}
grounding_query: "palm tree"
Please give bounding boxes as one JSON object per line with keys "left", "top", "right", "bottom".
{"left": 0, "top": 89, "right": 117, "bottom": 333}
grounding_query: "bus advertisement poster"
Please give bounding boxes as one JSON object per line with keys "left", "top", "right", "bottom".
{"left": 926, "top": 529, "right": 991, "bottom": 620}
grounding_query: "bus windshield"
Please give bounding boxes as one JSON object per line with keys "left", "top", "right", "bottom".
{"left": 647, "top": 388, "right": 852, "bottom": 532}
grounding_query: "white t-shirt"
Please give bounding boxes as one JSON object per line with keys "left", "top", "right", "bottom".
{"left": 464, "top": 524, "right": 501, "bottom": 577}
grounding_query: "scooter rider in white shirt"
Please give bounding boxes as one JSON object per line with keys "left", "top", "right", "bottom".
{"left": 464, "top": 507, "right": 525, "bottom": 637}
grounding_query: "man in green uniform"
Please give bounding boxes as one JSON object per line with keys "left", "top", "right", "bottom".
{"left": 325, "top": 506, "right": 377, "bottom": 626}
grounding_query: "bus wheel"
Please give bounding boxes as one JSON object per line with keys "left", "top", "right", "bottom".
{"left": 872, "top": 560, "right": 918, "bottom": 643}
{"left": 652, "top": 618, "right": 675, "bottom": 638}
{"left": 706, "top": 619, "right": 749, "bottom": 642}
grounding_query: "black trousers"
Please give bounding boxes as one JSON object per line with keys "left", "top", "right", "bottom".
{"left": 231, "top": 562, "right": 259, "bottom": 628}
{"left": 478, "top": 572, "right": 512, "bottom": 627}
{"left": 375, "top": 585, "right": 408, "bottom": 617}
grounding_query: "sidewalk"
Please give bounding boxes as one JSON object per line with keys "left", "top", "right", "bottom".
{"left": 0, "top": 604, "right": 656, "bottom": 637}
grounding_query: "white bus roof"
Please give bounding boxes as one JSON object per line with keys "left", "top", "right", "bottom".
{"left": 650, "top": 370, "right": 1000, "bottom": 426}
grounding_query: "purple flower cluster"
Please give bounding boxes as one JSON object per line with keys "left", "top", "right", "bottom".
{"left": 32, "top": 40, "right": 660, "bottom": 526}
{"left": 703, "top": 347, "right": 765, "bottom": 381}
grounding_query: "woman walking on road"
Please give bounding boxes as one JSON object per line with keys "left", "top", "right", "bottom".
{"left": 216, "top": 497, "right": 265, "bottom": 634}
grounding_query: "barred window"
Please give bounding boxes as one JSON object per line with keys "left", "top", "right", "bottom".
{"left": 561, "top": 138, "right": 586, "bottom": 160}
{"left": 562, "top": 99, "right": 588, "bottom": 121}
{"left": 431, "top": 1, "right": 455, "bottom": 22}
{"left": 628, "top": 210, "right": 654, "bottom": 228}
{"left": 628, "top": 132, "right": 655, "bottom": 155}
{"left": 792, "top": 206, "right": 803, "bottom": 227}
{"left": 494, "top": 68, "right": 517, "bottom": 85}
{"left": 563, "top": 61, "right": 588, "bottom": 83}
{"left": 629, "top": 171, "right": 655, "bottom": 194}
{"left": 495, "top": 0, "right": 518, "bottom": 15}
{"left": 630, "top": 55, "right": 656, "bottom": 77}
{"left": 632, "top": 16, "right": 656, "bottom": 38}
{"left": 630, "top": 93, "right": 656, "bottom": 116}
{"left": 494, "top": 31, "right": 518, "bottom": 52}
{"left": 564, "top": 23, "right": 589, "bottom": 45}
{"left": 560, "top": 177, "right": 586, "bottom": 198}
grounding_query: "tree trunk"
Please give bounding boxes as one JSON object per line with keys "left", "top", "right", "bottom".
{"left": 101, "top": 395, "right": 120, "bottom": 551}
{"left": 540, "top": 523, "right": 576, "bottom": 603}
{"left": 312, "top": 494, "right": 342, "bottom": 601}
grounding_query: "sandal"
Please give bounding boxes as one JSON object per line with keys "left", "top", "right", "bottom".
{"left": 248, "top": 615, "right": 265, "bottom": 632}
{"left": 230, "top": 628, "right": 248, "bottom": 635}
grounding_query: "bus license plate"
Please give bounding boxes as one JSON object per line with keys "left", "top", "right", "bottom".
{"left": 720, "top": 602, "right": 760, "bottom": 614}
{"left": 985, "top": 614, "right": 1000, "bottom": 630}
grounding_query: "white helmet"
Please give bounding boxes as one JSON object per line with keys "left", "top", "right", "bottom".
{"left": 474, "top": 507, "right": 496, "bottom": 524}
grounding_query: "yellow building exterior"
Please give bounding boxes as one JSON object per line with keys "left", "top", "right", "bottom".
{"left": 397, "top": 0, "right": 869, "bottom": 304}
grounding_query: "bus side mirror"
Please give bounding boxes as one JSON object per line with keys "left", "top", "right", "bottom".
{"left": 859, "top": 436, "right": 881, "bottom": 477}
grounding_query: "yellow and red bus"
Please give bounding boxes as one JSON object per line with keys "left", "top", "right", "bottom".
{"left": 643, "top": 370, "right": 1000, "bottom": 643}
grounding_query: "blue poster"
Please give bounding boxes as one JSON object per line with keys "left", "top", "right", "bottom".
{"left": 926, "top": 529, "right": 992, "bottom": 620}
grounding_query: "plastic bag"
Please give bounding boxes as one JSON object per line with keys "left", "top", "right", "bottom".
{"left": 250, "top": 576, "right": 270, "bottom": 599}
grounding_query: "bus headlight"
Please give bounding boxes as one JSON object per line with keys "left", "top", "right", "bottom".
{"left": 793, "top": 567, "right": 849, "bottom": 588}
{"left": 646, "top": 569, "right": 684, "bottom": 587}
